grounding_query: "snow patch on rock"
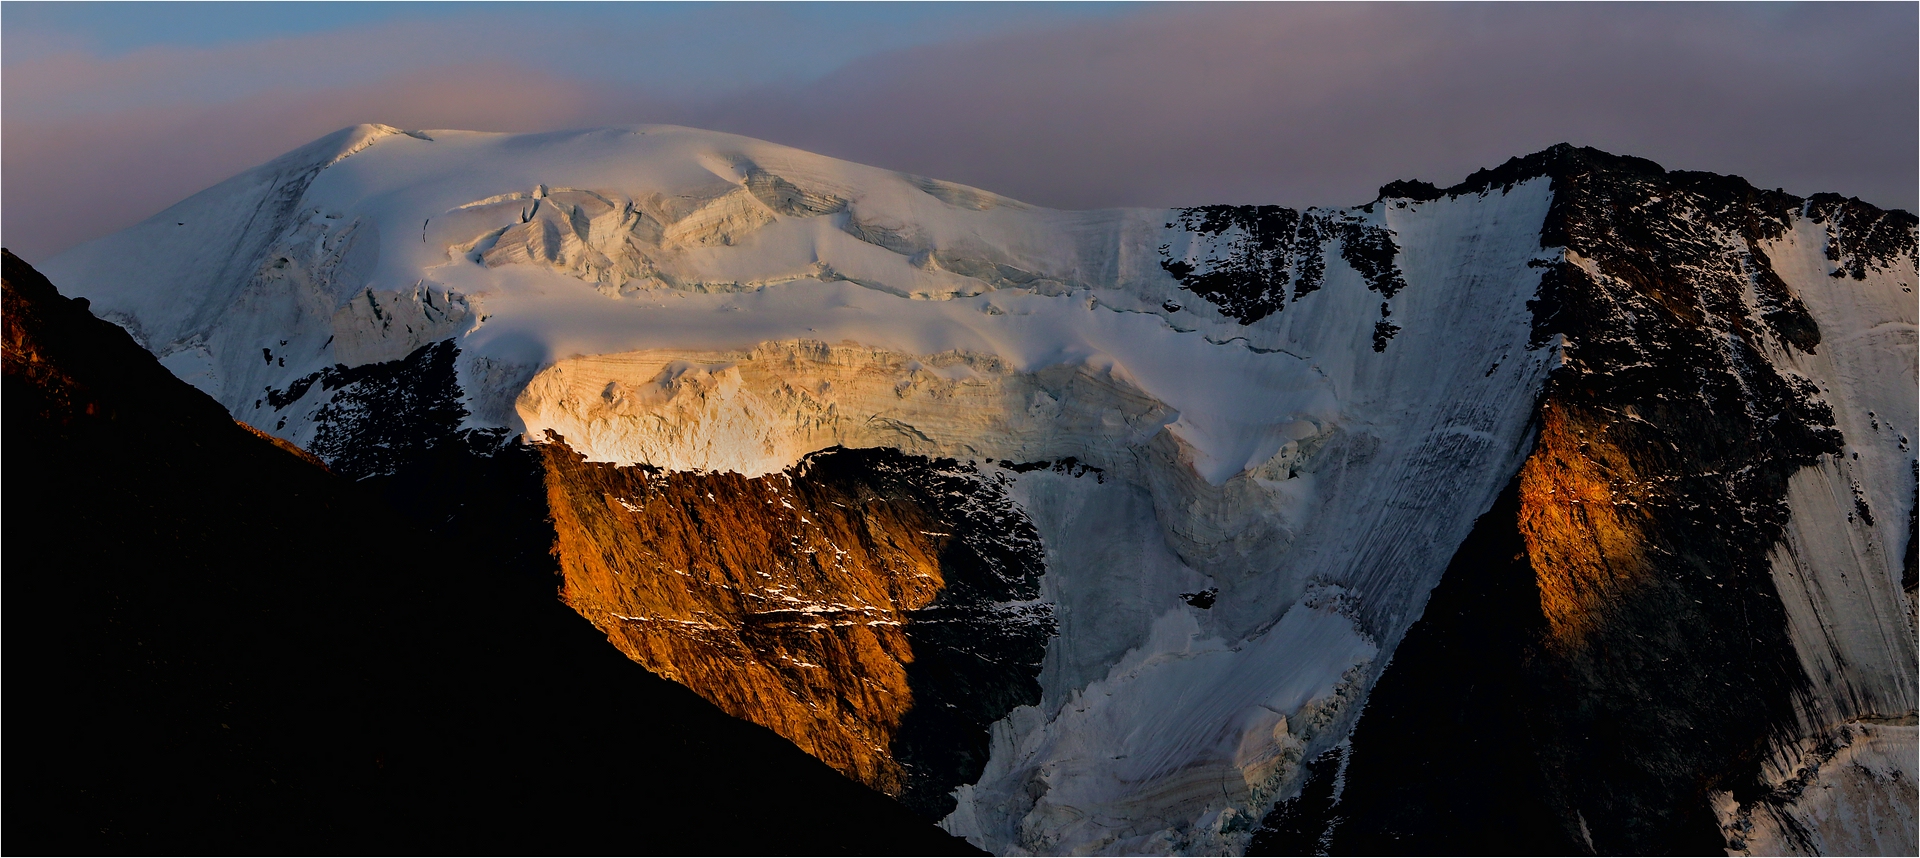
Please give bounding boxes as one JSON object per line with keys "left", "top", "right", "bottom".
{"left": 1716, "top": 720, "right": 1918, "bottom": 857}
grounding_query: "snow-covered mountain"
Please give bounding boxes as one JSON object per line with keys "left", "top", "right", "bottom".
{"left": 41, "top": 125, "right": 1917, "bottom": 855}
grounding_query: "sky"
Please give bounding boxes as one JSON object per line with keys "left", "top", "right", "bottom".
{"left": 3, "top": 1, "right": 1914, "bottom": 263}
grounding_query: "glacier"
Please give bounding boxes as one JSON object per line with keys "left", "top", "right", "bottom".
{"left": 40, "top": 124, "right": 1916, "bottom": 855}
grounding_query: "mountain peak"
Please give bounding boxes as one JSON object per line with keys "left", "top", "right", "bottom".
{"left": 31, "top": 128, "right": 1917, "bottom": 856}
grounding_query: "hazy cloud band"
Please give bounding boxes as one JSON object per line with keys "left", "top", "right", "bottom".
{"left": 5, "top": 2, "right": 1912, "bottom": 262}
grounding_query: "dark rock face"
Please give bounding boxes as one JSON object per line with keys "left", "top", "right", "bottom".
{"left": 1332, "top": 218, "right": 1408, "bottom": 300}
{"left": 1252, "top": 144, "right": 1914, "bottom": 855}
{"left": 265, "top": 338, "right": 504, "bottom": 480}
{"left": 998, "top": 456, "right": 1105, "bottom": 481}
{"left": 1159, "top": 205, "right": 1409, "bottom": 344}
{"left": 1805, "top": 192, "right": 1920, "bottom": 282}
{"left": 1375, "top": 179, "right": 1445, "bottom": 203}
{"left": 1179, "top": 587, "right": 1219, "bottom": 610}
{"left": 1160, "top": 205, "right": 1299, "bottom": 324}
{"left": 1249, "top": 745, "right": 1350, "bottom": 856}
{"left": 1290, "top": 212, "right": 1330, "bottom": 300}
{"left": 1, "top": 250, "right": 976, "bottom": 855}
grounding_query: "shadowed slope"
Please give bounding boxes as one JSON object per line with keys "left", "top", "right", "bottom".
{"left": 1, "top": 249, "right": 977, "bottom": 855}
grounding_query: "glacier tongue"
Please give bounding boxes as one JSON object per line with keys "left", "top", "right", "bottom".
{"left": 948, "top": 594, "right": 1377, "bottom": 855}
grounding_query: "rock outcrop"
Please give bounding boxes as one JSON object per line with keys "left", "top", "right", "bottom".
{"left": 544, "top": 442, "right": 1052, "bottom": 816}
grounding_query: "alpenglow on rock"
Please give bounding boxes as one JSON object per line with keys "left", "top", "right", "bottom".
{"left": 44, "top": 125, "right": 1917, "bottom": 855}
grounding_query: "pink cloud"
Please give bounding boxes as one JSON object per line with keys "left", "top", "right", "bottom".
{"left": 684, "top": 3, "right": 1914, "bottom": 212}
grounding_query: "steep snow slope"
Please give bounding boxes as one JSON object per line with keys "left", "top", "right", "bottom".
{"left": 41, "top": 126, "right": 1916, "bottom": 855}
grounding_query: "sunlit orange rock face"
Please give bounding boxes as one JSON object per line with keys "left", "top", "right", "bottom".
{"left": 539, "top": 440, "right": 1052, "bottom": 812}
{"left": 1518, "top": 401, "right": 1652, "bottom": 648}
{"left": 237, "top": 421, "right": 330, "bottom": 470}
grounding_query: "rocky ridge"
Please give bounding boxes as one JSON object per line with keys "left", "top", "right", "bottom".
{"left": 1251, "top": 145, "right": 1917, "bottom": 856}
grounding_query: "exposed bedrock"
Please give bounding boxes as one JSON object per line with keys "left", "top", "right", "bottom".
{"left": 541, "top": 441, "right": 1053, "bottom": 817}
